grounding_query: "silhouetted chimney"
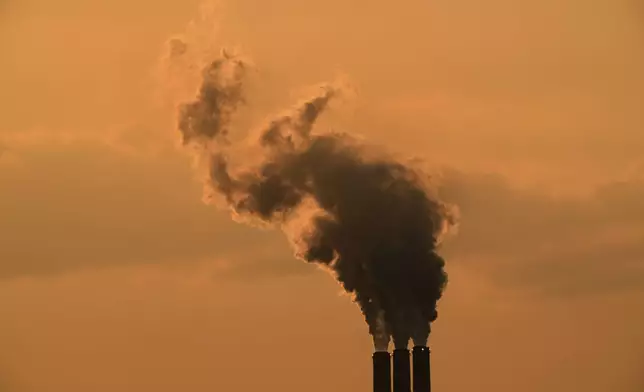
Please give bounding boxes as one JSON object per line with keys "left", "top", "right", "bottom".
{"left": 373, "top": 351, "right": 392, "bottom": 392}
{"left": 412, "top": 346, "right": 430, "bottom": 392}
{"left": 393, "top": 349, "right": 411, "bottom": 392}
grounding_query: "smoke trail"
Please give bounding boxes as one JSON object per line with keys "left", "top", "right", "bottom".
{"left": 178, "top": 49, "right": 246, "bottom": 145}
{"left": 175, "top": 47, "right": 454, "bottom": 350}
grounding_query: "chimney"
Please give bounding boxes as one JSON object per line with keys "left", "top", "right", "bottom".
{"left": 373, "top": 351, "right": 392, "bottom": 392}
{"left": 392, "top": 349, "right": 411, "bottom": 392}
{"left": 412, "top": 346, "right": 430, "bottom": 392}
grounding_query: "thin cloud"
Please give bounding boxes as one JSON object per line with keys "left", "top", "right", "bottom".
{"left": 2, "top": 137, "right": 643, "bottom": 299}
{"left": 439, "top": 169, "right": 644, "bottom": 297}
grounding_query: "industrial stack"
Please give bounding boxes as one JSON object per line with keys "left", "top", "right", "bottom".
{"left": 372, "top": 347, "right": 431, "bottom": 392}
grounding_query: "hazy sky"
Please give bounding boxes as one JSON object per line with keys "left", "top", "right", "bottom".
{"left": 1, "top": 1, "right": 643, "bottom": 391}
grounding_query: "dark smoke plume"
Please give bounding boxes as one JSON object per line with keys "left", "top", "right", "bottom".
{"left": 178, "top": 49, "right": 245, "bottom": 145}
{"left": 176, "top": 48, "right": 454, "bottom": 350}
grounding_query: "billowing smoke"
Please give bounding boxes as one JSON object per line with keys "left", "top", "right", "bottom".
{"left": 176, "top": 47, "right": 454, "bottom": 351}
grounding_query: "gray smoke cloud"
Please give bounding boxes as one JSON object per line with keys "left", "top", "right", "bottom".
{"left": 178, "top": 49, "right": 245, "bottom": 145}
{"left": 176, "top": 48, "right": 454, "bottom": 350}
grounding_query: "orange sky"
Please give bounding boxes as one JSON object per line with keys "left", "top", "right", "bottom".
{"left": 1, "top": 1, "right": 643, "bottom": 391}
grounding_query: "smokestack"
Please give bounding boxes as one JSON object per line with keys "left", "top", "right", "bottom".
{"left": 393, "top": 349, "right": 411, "bottom": 392}
{"left": 412, "top": 346, "right": 430, "bottom": 392}
{"left": 373, "top": 351, "right": 392, "bottom": 392}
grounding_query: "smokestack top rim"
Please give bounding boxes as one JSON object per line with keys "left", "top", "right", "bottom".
{"left": 412, "top": 346, "right": 430, "bottom": 353}
{"left": 392, "top": 348, "right": 411, "bottom": 354}
{"left": 372, "top": 351, "right": 391, "bottom": 358}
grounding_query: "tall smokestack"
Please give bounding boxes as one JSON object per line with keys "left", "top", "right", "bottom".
{"left": 393, "top": 349, "right": 411, "bottom": 392}
{"left": 412, "top": 346, "right": 430, "bottom": 392}
{"left": 373, "top": 351, "right": 392, "bottom": 392}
